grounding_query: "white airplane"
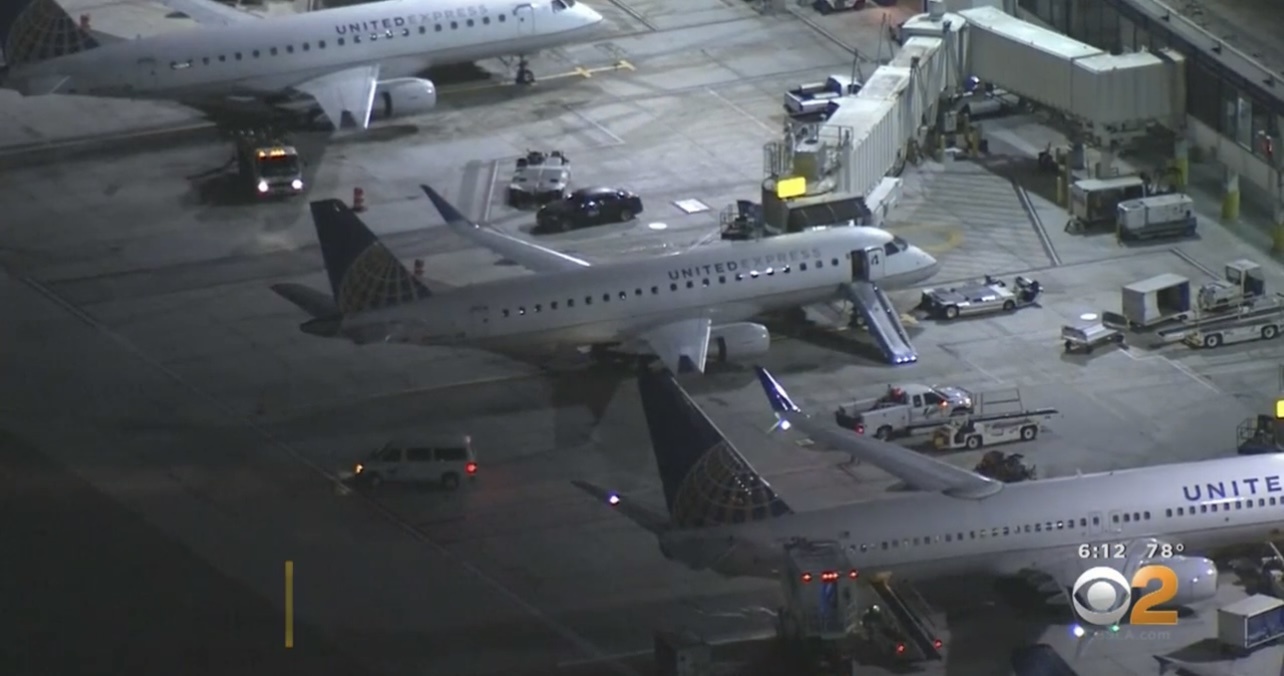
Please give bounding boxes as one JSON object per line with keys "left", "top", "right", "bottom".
{"left": 572, "top": 366, "right": 1280, "bottom": 635}
{"left": 0, "top": 0, "right": 604, "bottom": 129}
{"left": 270, "top": 187, "right": 940, "bottom": 373}
{"left": 1154, "top": 655, "right": 1239, "bottom": 676}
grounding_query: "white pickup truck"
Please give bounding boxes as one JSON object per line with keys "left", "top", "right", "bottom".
{"left": 784, "top": 75, "right": 861, "bottom": 119}
{"left": 835, "top": 384, "right": 975, "bottom": 439}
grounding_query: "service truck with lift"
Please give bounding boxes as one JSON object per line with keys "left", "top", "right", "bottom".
{"left": 835, "top": 384, "right": 974, "bottom": 439}
{"left": 784, "top": 75, "right": 862, "bottom": 119}
{"left": 1181, "top": 297, "right": 1284, "bottom": 349}
{"left": 931, "top": 388, "right": 1057, "bottom": 451}
{"left": 1065, "top": 175, "right": 1148, "bottom": 234}
{"left": 919, "top": 274, "right": 1042, "bottom": 320}
{"left": 777, "top": 541, "right": 942, "bottom": 670}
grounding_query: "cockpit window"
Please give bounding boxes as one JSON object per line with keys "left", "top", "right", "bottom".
{"left": 552, "top": 0, "right": 575, "bottom": 8}
{"left": 892, "top": 236, "right": 908, "bottom": 251}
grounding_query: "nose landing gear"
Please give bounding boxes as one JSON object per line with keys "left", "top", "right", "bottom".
{"left": 516, "top": 56, "right": 535, "bottom": 85}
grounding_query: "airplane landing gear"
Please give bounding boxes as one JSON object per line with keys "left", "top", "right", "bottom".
{"left": 515, "top": 56, "right": 535, "bottom": 85}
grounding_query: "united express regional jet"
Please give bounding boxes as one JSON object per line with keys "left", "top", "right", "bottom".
{"left": 270, "top": 187, "right": 940, "bottom": 373}
{"left": 0, "top": 0, "right": 604, "bottom": 130}
{"left": 571, "top": 367, "right": 1284, "bottom": 641}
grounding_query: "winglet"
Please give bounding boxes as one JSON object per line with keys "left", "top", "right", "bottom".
{"left": 1152, "top": 656, "right": 1175, "bottom": 675}
{"left": 754, "top": 366, "right": 801, "bottom": 413}
{"left": 421, "top": 185, "right": 472, "bottom": 227}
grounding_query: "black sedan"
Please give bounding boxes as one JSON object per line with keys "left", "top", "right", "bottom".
{"left": 533, "top": 187, "right": 644, "bottom": 233}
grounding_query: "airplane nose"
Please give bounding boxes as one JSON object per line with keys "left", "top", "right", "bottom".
{"left": 914, "top": 247, "right": 940, "bottom": 281}
{"left": 580, "top": 4, "right": 605, "bottom": 23}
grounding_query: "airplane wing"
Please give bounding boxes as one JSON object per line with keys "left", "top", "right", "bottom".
{"left": 638, "top": 318, "right": 712, "bottom": 374}
{"left": 295, "top": 65, "right": 380, "bottom": 130}
{"left": 154, "top": 0, "right": 262, "bottom": 25}
{"left": 754, "top": 367, "right": 1003, "bottom": 498}
{"left": 421, "top": 186, "right": 593, "bottom": 273}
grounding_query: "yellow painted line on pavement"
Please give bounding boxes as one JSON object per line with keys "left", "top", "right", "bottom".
{"left": 443, "top": 61, "right": 635, "bottom": 93}
{"left": 887, "top": 222, "right": 965, "bottom": 256}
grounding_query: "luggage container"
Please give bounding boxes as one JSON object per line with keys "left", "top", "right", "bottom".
{"left": 1118, "top": 274, "right": 1191, "bottom": 329}
{"left": 1065, "top": 176, "right": 1147, "bottom": 233}
{"left": 1218, "top": 594, "right": 1284, "bottom": 654}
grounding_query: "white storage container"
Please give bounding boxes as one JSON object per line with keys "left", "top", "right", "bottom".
{"left": 960, "top": 6, "right": 1102, "bottom": 112}
{"left": 1118, "top": 194, "right": 1194, "bottom": 232}
{"left": 1071, "top": 52, "right": 1174, "bottom": 124}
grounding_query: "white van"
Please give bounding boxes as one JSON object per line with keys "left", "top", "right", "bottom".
{"left": 353, "top": 438, "right": 477, "bottom": 490}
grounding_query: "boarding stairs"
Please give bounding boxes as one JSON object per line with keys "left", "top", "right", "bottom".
{"left": 870, "top": 578, "right": 943, "bottom": 662}
{"left": 845, "top": 281, "right": 918, "bottom": 365}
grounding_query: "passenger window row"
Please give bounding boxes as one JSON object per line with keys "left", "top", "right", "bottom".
{"left": 496, "top": 257, "right": 843, "bottom": 319}
{"left": 1167, "top": 496, "right": 1283, "bottom": 517}
{"left": 170, "top": 14, "right": 508, "bottom": 69}
{"left": 849, "top": 515, "right": 1103, "bottom": 553}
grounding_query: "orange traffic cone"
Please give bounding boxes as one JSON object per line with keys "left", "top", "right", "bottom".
{"left": 352, "top": 187, "right": 366, "bottom": 212}
{"left": 413, "top": 259, "right": 424, "bottom": 277}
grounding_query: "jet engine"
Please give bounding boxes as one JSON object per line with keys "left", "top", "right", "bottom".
{"left": 1140, "top": 556, "right": 1218, "bottom": 607}
{"left": 372, "top": 78, "right": 438, "bottom": 120}
{"left": 709, "top": 322, "right": 771, "bottom": 363}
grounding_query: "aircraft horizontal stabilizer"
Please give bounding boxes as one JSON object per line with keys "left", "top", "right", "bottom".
{"left": 270, "top": 283, "right": 338, "bottom": 319}
{"left": 570, "top": 480, "right": 670, "bottom": 535}
{"left": 753, "top": 367, "right": 1003, "bottom": 499}
{"left": 420, "top": 185, "right": 592, "bottom": 273}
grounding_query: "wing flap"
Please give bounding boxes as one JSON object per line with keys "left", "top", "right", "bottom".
{"left": 641, "top": 319, "right": 712, "bottom": 374}
{"left": 421, "top": 186, "right": 592, "bottom": 273}
{"left": 754, "top": 367, "right": 1002, "bottom": 498}
{"left": 295, "top": 64, "right": 380, "bottom": 130}
{"left": 154, "top": 0, "right": 262, "bottom": 25}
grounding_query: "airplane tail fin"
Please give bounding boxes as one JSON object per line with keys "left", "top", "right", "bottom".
{"left": 308, "top": 199, "right": 431, "bottom": 315}
{"left": 0, "top": 0, "right": 101, "bottom": 68}
{"left": 638, "top": 365, "right": 793, "bottom": 529}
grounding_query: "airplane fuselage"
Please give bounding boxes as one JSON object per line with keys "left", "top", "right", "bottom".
{"left": 340, "top": 226, "right": 939, "bottom": 353}
{"left": 681, "top": 451, "right": 1281, "bottom": 581}
{"left": 7, "top": 0, "right": 602, "bottom": 104}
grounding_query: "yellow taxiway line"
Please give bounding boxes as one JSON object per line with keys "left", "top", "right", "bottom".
{"left": 443, "top": 60, "right": 635, "bottom": 94}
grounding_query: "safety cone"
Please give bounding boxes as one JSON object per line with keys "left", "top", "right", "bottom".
{"left": 413, "top": 259, "right": 424, "bottom": 277}
{"left": 352, "top": 187, "right": 366, "bottom": 212}
{"left": 79, "top": 14, "right": 91, "bottom": 31}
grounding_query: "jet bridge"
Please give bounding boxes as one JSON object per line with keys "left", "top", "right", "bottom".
{"left": 845, "top": 281, "right": 918, "bottom": 365}
{"left": 959, "top": 6, "right": 1184, "bottom": 137}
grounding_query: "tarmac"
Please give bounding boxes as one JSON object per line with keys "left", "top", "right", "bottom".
{"left": 6, "top": 0, "right": 1284, "bottom": 675}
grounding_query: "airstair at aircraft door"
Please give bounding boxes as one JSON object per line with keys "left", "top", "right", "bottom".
{"left": 870, "top": 579, "right": 943, "bottom": 662}
{"left": 845, "top": 281, "right": 918, "bottom": 365}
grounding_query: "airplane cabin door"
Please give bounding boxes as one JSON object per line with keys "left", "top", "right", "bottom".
{"left": 852, "top": 246, "right": 884, "bottom": 282}
{"left": 1087, "top": 511, "right": 1104, "bottom": 535}
{"left": 514, "top": 3, "right": 536, "bottom": 35}
{"left": 468, "top": 305, "right": 491, "bottom": 338}
{"left": 135, "top": 57, "right": 161, "bottom": 92}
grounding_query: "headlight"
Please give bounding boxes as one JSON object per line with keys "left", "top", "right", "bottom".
{"left": 291, "top": 179, "right": 303, "bottom": 190}
{"left": 354, "top": 464, "right": 363, "bottom": 474}
{"left": 257, "top": 180, "right": 269, "bottom": 193}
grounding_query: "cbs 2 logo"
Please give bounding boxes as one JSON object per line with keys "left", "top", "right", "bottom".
{"left": 1071, "top": 565, "right": 1179, "bottom": 626}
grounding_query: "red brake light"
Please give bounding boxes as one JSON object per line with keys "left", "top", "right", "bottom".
{"left": 896, "top": 644, "right": 906, "bottom": 655}
{"left": 855, "top": 424, "right": 865, "bottom": 434}
{"left": 465, "top": 462, "right": 477, "bottom": 475}
{"left": 933, "top": 639, "right": 943, "bottom": 649}
{"left": 801, "top": 573, "right": 812, "bottom": 583}
{"left": 848, "top": 569, "right": 859, "bottom": 579}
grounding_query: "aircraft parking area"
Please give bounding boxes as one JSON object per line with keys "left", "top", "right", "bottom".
{"left": 6, "top": 1, "right": 1284, "bottom": 675}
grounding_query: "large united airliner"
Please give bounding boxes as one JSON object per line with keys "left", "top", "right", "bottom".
{"left": 270, "top": 187, "right": 939, "bottom": 373}
{"left": 0, "top": 0, "right": 604, "bottom": 129}
{"left": 569, "top": 367, "right": 1284, "bottom": 635}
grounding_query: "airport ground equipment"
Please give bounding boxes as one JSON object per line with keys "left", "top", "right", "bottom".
{"left": 835, "top": 383, "right": 973, "bottom": 439}
{"left": 783, "top": 75, "right": 862, "bottom": 119}
{"left": 1112, "top": 274, "right": 1192, "bottom": 329}
{"left": 1238, "top": 414, "right": 1284, "bottom": 455}
{"left": 932, "top": 403, "right": 1057, "bottom": 451}
{"left": 1061, "top": 318, "right": 1124, "bottom": 354}
{"left": 1116, "top": 193, "right": 1196, "bottom": 241}
{"left": 353, "top": 439, "right": 478, "bottom": 490}
{"left": 506, "top": 150, "right": 570, "bottom": 208}
{"left": 1198, "top": 260, "right": 1265, "bottom": 314}
{"left": 234, "top": 132, "right": 304, "bottom": 198}
{"left": 1064, "top": 176, "right": 1147, "bottom": 233}
{"left": 1217, "top": 594, "right": 1284, "bottom": 654}
{"left": 1182, "top": 299, "right": 1284, "bottom": 349}
{"left": 843, "top": 282, "right": 918, "bottom": 365}
{"left": 812, "top": 0, "right": 867, "bottom": 15}
{"left": 653, "top": 630, "right": 711, "bottom": 676}
{"left": 777, "top": 541, "right": 942, "bottom": 667}
{"left": 719, "top": 200, "right": 770, "bottom": 241}
{"left": 973, "top": 451, "right": 1037, "bottom": 482}
{"left": 919, "top": 274, "right": 1042, "bottom": 320}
